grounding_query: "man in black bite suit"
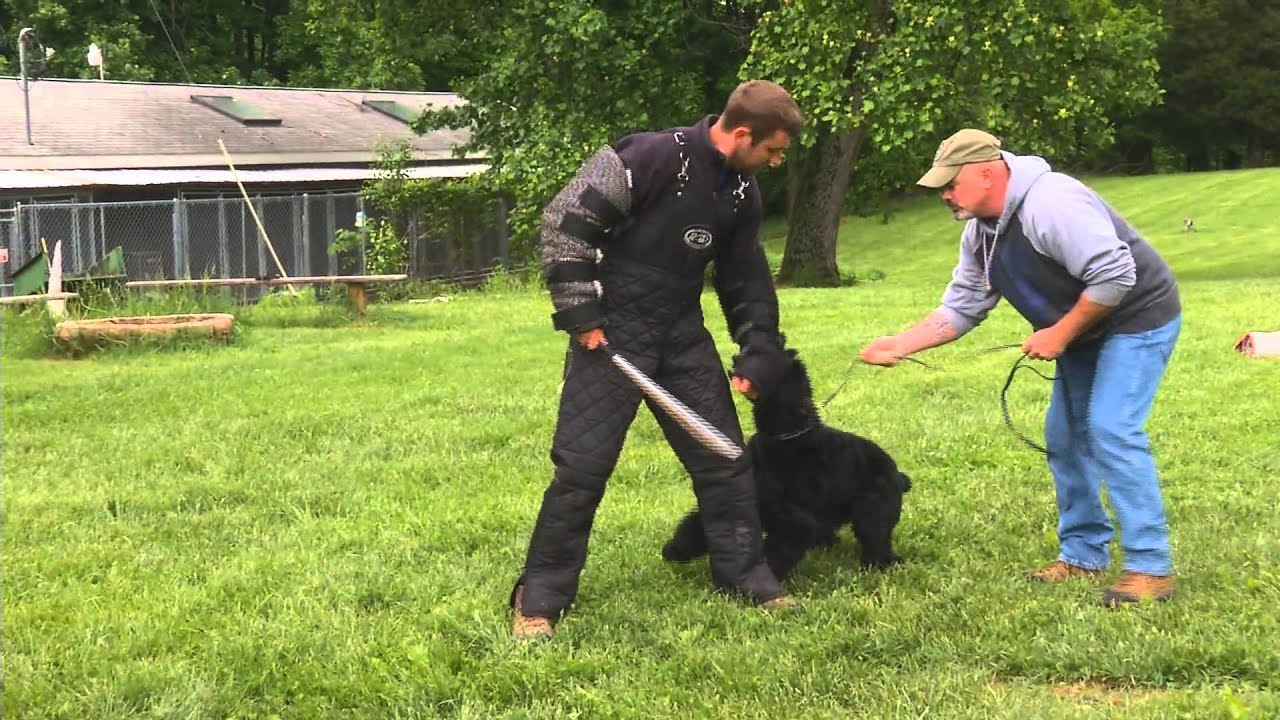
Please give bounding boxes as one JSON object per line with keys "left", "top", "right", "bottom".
{"left": 510, "top": 80, "right": 806, "bottom": 640}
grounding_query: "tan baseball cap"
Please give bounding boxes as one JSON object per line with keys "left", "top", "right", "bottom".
{"left": 917, "top": 129, "right": 1003, "bottom": 188}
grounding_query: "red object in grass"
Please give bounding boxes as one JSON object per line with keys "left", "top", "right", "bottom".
{"left": 1235, "top": 331, "right": 1280, "bottom": 358}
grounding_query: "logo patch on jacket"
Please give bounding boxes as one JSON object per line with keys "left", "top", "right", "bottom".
{"left": 682, "top": 225, "right": 714, "bottom": 249}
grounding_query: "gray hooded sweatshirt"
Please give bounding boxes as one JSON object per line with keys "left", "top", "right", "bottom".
{"left": 937, "top": 151, "right": 1181, "bottom": 345}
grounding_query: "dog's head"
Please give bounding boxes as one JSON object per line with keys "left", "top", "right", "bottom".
{"left": 748, "top": 348, "right": 820, "bottom": 437}
{"left": 756, "top": 347, "right": 811, "bottom": 397}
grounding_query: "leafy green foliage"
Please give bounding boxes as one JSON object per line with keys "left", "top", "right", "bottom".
{"left": 418, "top": 0, "right": 762, "bottom": 244}
{"left": 747, "top": 0, "right": 1162, "bottom": 158}
{"left": 2, "top": 0, "right": 295, "bottom": 84}
{"left": 1154, "top": 0, "right": 1280, "bottom": 169}
{"left": 336, "top": 141, "right": 507, "bottom": 274}
{"left": 740, "top": 0, "right": 1164, "bottom": 284}
{"left": 0, "top": 0, "right": 498, "bottom": 87}
{"left": 277, "top": 0, "right": 502, "bottom": 90}
{"left": 329, "top": 222, "right": 402, "bottom": 276}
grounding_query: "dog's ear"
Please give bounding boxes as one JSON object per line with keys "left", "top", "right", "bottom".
{"left": 786, "top": 348, "right": 799, "bottom": 359}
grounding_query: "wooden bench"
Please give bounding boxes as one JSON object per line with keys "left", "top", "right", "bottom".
{"left": 125, "top": 275, "right": 409, "bottom": 314}
{"left": 0, "top": 291, "right": 80, "bottom": 306}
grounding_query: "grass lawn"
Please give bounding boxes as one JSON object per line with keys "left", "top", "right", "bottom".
{"left": 3, "top": 167, "right": 1278, "bottom": 718}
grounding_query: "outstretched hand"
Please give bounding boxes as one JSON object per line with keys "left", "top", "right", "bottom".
{"left": 859, "top": 336, "right": 904, "bottom": 367}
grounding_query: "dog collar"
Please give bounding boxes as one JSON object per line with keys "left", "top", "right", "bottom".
{"left": 765, "top": 425, "right": 818, "bottom": 441}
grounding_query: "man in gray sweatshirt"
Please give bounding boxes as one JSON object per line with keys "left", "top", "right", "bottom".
{"left": 860, "top": 129, "right": 1183, "bottom": 607}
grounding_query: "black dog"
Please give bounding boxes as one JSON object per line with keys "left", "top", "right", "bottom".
{"left": 662, "top": 349, "right": 911, "bottom": 581}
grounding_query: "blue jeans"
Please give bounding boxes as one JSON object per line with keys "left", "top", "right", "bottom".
{"left": 1043, "top": 315, "right": 1181, "bottom": 576}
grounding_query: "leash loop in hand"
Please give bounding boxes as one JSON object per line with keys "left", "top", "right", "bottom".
{"left": 1000, "top": 352, "right": 1055, "bottom": 456}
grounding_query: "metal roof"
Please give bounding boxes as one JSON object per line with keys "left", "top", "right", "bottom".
{"left": 0, "top": 77, "right": 483, "bottom": 173}
{"left": 0, "top": 164, "right": 490, "bottom": 190}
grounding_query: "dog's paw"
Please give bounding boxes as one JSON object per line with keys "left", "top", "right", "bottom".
{"left": 860, "top": 553, "right": 900, "bottom": 570}
{"left": 815, "top": 532, "right": 840, "bottom": 548}
{"left": 661, "top": 541, "right": 704, "bottom": 563}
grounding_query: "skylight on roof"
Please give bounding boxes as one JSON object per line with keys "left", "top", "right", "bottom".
{"left": 362, "top": 99, "right": 423, "bottom": 125}
{"left": 191, "top": 95, "right": 282, "bottom": 126}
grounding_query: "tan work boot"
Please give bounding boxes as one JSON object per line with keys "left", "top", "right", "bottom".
{"left": 761, "top": 594, "right": 802, "bottom": 612}
{"left": 1102, "top": 571, "right": 1175, "bottom": 607}
{"left": 1026, "top": 560, "right": 1105, "bottom": 583}
{"left": 512, "top": 611, "right": 555, "bottom": 641}
{"left": 510, "top": 586, "right": 555, "bottom": 641}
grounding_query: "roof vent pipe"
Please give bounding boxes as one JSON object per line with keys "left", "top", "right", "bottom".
{"left": 18, "top": 27, "right": 37, "bottom": 145}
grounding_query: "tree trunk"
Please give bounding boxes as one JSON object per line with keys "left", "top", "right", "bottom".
{"left": 776, "top": 125, "right": 865, "bottom": 287}
{"left": 240, "top": 29, "right": 255, "bottom": 79}
{"left": 1247, "top": 135, "right": 1265, "bottom": 168}
{"left": 786, "top": 158, "right": 801, "bottom": 221}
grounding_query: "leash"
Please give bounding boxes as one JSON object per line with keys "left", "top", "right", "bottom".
{"left": 822, "top": 343, "right": 1056, "bottom": 455}
{"left": 998, "top": 351, "right": 1055, "bottom": 456}
{"left": 819, "top": 353, "right": 937, "bottom": 410}
{"left": 976, "top": 342, "right": 1025, "bottom": 355}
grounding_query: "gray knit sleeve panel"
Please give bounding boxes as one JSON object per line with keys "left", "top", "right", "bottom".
{"left": 540, "top": 145, "right": 632, "bottom": 312}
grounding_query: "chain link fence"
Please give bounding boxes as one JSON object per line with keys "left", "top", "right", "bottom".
{"left": 398, "top": 194, "right": 515, "bottom": 286}
{"left": 1, "top": 190, "right": 513, "bottom": 293}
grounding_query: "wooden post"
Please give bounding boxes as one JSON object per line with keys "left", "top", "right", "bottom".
{"left": 48, "top": 239, "right": 66, "bottom": 318}
{"left": 345, "top": 282, "right": 367, "bottom": 314}
{"left": 217, "top": 139, "right": 292, "bottom": 291}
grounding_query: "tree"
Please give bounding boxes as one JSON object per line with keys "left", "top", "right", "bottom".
{"left": 0, "top": 0, "right": 500, "bottom": 88}
{"left": 276, "top": 0, "right": 505, "bottom": 91}
{"left": 0, "top": 0, "right": 297, "bottom": 84}
{"left": 420, "top": 0, "right": 769, "bottom": 252}
{"left": 1, "top": 1, "right": 158, "bottom": 81}
{"left": 741, "top": 0, "right": 1164, "bottom": 285}
{"left": 1155, "top": 0, "right": 1280, "bottom": 170}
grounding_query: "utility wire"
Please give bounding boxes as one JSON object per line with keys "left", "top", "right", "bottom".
{"left": 145, "top": 0, "right": 193, "bottom": 83}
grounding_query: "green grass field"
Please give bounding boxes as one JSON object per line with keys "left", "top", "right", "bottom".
{"left": 3, "top": 168, "right": 1278, "bottom": 718}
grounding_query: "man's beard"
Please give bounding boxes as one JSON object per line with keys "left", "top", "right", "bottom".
{"left": 946, "top": 202, "right": 975, "bottom": 221}
{"left": 727, "top": 149, "right": 764, "bottom": 176}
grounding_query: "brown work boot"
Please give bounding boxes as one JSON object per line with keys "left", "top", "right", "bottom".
{"left": 510, "top": 585, "right": 555, "bottom": 641}
{"left": 761, "top": 594, "right": 802, "bottom": 612}
{"left": 1102, "top": 571, "right": 1175, "bottom": 607}
{"left": 1026, "top": 560, "right": 1105, "bottom": 583}
{"left": 512, "top": 611, "right": 555, "bottom": 641}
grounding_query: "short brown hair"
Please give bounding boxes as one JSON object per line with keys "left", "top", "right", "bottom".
{"left": 720, "top": 80, "right": 804, "bottom": 144}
